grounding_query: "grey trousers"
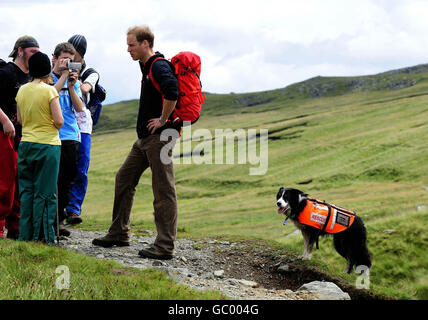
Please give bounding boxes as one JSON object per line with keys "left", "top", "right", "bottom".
{"left": 108, "top": 134, "right": 178, "bottom": 254}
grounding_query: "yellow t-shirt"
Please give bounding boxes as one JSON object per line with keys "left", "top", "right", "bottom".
{"left": 16, "top": 82, "right": 60, "bottom": 145}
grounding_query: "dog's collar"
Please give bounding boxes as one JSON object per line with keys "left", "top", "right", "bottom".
{"left": 283, "top": 216, "right": 289, "bottom": 225}
{"left": 281, "top": 194, "right": 307, "bottom": 225}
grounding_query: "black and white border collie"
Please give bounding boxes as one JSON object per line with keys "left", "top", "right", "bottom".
{"left": 276, "top": 187, "right": 371, "bottom": 273}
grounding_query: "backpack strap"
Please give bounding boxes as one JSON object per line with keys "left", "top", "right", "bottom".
{"left": 81, "top": 67, "right": 98, "bottom": 82}
{"left": 321, "top": 203, "right": 332, "bottom": 233}
{"left": 81, "top": 67, "right": 100, "bottom": 92}
{"left": 80, "top": 68, "right": 102, "bottom": 104}
{"left": 148, "top": 57, "right": 182, "bottom": 124}
{"left": 148, "top": 57, "right": 166, "bottom": 93}
{"left": 312, "top": 199, "right": 332, "bottom": 250}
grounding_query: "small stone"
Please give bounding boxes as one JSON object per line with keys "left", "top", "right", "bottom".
{"left": 156, "top": 266, "right": 170, "bottom": 275}
{"left": 238, "top": 279, "right": 259, "bottom": 288}
{"left": 277, "top": 263, "right": 290, "bottom": 272}
{"left": 180, "top": 256, "right": 187, "bottom": 263}
{"left": 152, "top": 260, "right": 165, "bottom": 267}
{"left": 96, "top": 254, "right": 105, "bottom": 259}
{"left": 383, "top": 229, "right": 396, "bottom": 234}
{"left": 227, "top": 278, "right": 239, "bottom": 286}
{"left": 145, "top": 229, "right": 154, "bottom": 235}
{"left": 214, "top": 270, "right": 224, "bottom": 278}
{"left": 169, "top": 268, "right": 191, "bottom": 279}
{"left": 416, "top": 205, "right": 426, "bottom": 211}
{"left": 201, "top": 272, "right": 214, "bottom": 280}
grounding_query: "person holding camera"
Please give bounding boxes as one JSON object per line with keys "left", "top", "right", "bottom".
{"left": 65, "top": 34, "right": 99, "bottom": 226}
{"left": 51, "top": 42, "right": 83, "bottom": 236}
{"left": 15, "top": 51, "right": 63, "bottom": 245}
{"left": 0, "top": 35, "right": 40, "bottom": 239}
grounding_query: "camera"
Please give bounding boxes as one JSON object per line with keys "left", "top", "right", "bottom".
{"left": 67, "top": 61, "right": 81, "bottom": 72}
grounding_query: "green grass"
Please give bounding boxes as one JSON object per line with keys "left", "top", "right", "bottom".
{"left": 4, "top": 65, "right": 428, "bottom": 300}
{"left": 0, "top": 239, "right": 226, "bottom": 300}
{"left": 83, "top": 66, "right": 428, "bottom": 300}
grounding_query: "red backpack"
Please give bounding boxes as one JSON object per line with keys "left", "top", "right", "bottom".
{"left": 148, "top": 52, "right": 206, "bottom": 124}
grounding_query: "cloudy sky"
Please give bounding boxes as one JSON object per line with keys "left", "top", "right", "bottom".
{"left": 1, "top": 0, "right": 428, "bottom": 104}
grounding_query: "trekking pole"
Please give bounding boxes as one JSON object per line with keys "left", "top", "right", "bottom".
{"left": 56, "top": 186, "right": 60, "bottom": 246}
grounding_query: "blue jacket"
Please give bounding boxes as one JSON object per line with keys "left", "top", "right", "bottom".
{"left": 52, "top": 73, "right": 82, "bottom": 142}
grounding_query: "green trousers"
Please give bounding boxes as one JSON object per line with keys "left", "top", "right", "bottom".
{"left": 17, "top": 142, "right": 60, "bottom": 245}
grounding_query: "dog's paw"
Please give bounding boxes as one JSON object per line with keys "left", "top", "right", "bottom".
{"left": 299, "top": 254, "right": 312, "bottom": 261}
{"left": 343, "top": 267, "right": 353, "bottom": 274}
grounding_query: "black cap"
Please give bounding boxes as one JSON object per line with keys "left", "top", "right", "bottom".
{"left": 29, "top": 52, "right": 51, "bottom": 78}
{"left": 68, "top": 34, "right": 87, "bottom": 58}
{"left": 9, "top": 35, "right": 39, "bottom": 58}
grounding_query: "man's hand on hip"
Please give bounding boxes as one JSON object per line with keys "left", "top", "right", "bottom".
{"left": 147, "top": 118, "right": 166, "bottom": 134}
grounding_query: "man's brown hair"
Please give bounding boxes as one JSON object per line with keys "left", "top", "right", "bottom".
{"left": 53, "top": 42, "right": 76, "bottom": 58}
{"left": 127, "top": 25, "right": 154, "bottom": 48}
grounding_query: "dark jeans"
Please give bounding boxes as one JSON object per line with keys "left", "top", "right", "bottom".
{"left": 66, "top": 133, "right": 91, "bottom": 216}
{"left": 108, "top": 134, "right": 178, "bottom": 254}
{"left": 57, "top": 140, "right": 80, "bottom": 222}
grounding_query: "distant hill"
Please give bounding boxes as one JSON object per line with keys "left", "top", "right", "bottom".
{"left": 284, "top": 63, "right": 428, "bottom": 98}
{"left": 94, "top": 63, "right": 428, "bottom": 134}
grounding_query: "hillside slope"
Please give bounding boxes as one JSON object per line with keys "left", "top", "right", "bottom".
{"left": 85, "top": 64, "right": 428, "bottom": 299}
{"left": 95, "top": 63, "right": 428, "bottom": 131}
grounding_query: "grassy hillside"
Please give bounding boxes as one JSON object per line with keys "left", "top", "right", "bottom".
{"left": 94, "top": 63, "right": 428, "bottom": 129}
{"left": 85, "top": 64, "right": 428, "bottom": 300}
{"left": 5, "top": 64, "right": 425, "bottom": 300}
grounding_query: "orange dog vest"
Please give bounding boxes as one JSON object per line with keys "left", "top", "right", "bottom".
{"left": 298, "top": 198, "right": 356, "bottom": 234}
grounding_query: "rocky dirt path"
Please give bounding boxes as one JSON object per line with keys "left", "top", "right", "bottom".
{"left": 60, "top": 228, "right": 379, "bottom": 300}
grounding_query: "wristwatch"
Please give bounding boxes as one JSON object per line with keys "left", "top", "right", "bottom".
{"left": 159, "top": 118, "right": 166, "bottom": 125}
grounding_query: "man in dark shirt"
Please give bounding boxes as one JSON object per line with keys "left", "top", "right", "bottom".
{"left": 0, "top": 36, "right": 39, "bottom": 239}
{"left": 93, "top": 25, "right": 179, "bottom": 260}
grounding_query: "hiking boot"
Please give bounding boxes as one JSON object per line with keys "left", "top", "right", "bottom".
{"left": 138, "top": 246, "right": 173, "bottom": 260}
{"left": 66, "top": 213, "right": 82, "bottom": 225}
{"left": 92, "top": 234, "right": 130, "bottom": 248}
{"left": 58, "top": 224, "right": 71, "bottom": 237}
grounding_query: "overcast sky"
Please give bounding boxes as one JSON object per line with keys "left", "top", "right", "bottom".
{"left": 1, "top": 0, "right": 428, "bottom": 104}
